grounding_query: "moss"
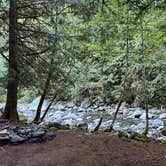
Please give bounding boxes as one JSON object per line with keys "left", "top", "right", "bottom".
{"left": 41, "top": 125, "right": 49, "bottom": 130}
{"left": 103, "top": 128, "right": 110, "bottom": 132}
{"left": 46, "top": 122, "right": 70, "bottom": 130}
{"left": 117, "top": 131, "right": 129, "bottom": 138}
{"left": 90, "top": 130, "right": 100, "bottom": 134}
{"left": 49, "top": 127, "right": 59, "bottom": 132}
{"left": 130, "top": 132, "right": 149, "bottom": 142}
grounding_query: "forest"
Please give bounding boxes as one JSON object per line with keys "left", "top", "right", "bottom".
{"left": 0, "top": 0, "right": 166, "bottom": 165}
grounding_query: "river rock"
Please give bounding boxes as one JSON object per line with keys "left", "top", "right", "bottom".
{"left": 149, "top": 119, "right": 164, "bottom": 128}
{"left": 136, "top": 122, "right": 145, "bottom": 132}
{"left": 29, "top": 137, "right": 45, "bottom": 143}
{"left": 44, "top": 132, "right": 56, "bottom": 140}
{"left": 140, "top": 113, "right": 155, "bottom": 120}
{"left": 53, "top": 103, "right": 66, "bottom": 111}
{"left": 0, "top": 129, "right": 8, "bottom": 136}
{"left": 10, "top": 135, "right": 26, "bottom": 144}
{"left": 128, "top": 110, "right": 142, "bottom": 119}
{"left": 67, "top": 102, "right": 76, "bottom": 108}
{"left": 159, "top": 113, "right": 166, "bottom": 119}
{"left": 78, "top": 107, "right": 85, "bottom": 112}
{"left": 161, "top": 129, "right": 166, "bottom": 136}
{"left": 0, "top": 136, "right": 10, "bottom": 145}
{"left": 80, "top": 101, "right": 91, "bottom": 109}
{"left": 49, "top": 127, "right": 58, "bottom": 132}
{"left": 47, "top": 122, "right": 70, "bottom": 130}
{"left": 31, "top": 130, "right": 46, "bottom": 138}
{"left": 17, "top": 129, "right": 26, "bottom": 135}
{"left": 97, "top": 107, "right": 106, "bottom": 112}
{"left": 63, "top": 112, "right": 78, "bottom": 121}
{"left": 77, "top": 122, "right": 88, "bottom": 131}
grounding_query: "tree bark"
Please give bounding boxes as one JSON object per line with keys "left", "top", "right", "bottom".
{"left": 2, "top": 0, "right": 19, "bottom": 122}
{"left": 109, "top": 10, "right": 130, "bottom": 132}
{"left": 33, "top": 67, "right": 52, "bottom": 123}
{"left": 40, "top": 93, "right": 57, "bottom": 122}
{"left": 94, "top": 117, "right": 103, "bottom": 132}
{"left": 140, "top": 17, "right": 149, "bottom": 136}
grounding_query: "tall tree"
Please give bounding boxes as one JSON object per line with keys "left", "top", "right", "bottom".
{"left": 2, "top": 0, "right": 19, "bottom": 121}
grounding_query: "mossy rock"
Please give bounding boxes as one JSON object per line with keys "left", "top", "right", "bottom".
{"left": 20, "top": 120, "right": 28, "bottom": 125}
{"left": 47, "top": 122, "right": 70, "bottom": 130}
{"left": 130, "top": 132, "right": 148, "bottom": 142}
{"left": 90, "top": 130, "right": 101, "bottom": 134}
{"left": 161, "top": 129, "right": 166, "bottom": 136}
{"left": 103, "top": 128, "right": 110, "bottom": 132}
{"left": 117, "top": 131, "right": 129, "bottom": 138}
{"left": 160, "top": 140, "right": 166, "bottom": 145}
{"left": 120, "top": 137, "right": 131, "bottom": 142}
{"left": 49, "top": 127, "right": 59, "bottom": 132}
{"left": 41, "top": 125, "right": 50, "bottom": 130}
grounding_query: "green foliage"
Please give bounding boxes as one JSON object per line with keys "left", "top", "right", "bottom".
{"left": 18, "top": 88, "right": 39, "bottom": 103}
{"left": 0, "top": 0, "right": 165, "bottom": 106}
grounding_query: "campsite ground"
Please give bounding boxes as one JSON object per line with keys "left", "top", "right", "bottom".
{"left": 0, "top": 130, "right": 166, "bottom": 166}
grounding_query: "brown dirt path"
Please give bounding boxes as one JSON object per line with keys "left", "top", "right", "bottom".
{"left": 0, "top": 131, "right": 166, "bottom": 166}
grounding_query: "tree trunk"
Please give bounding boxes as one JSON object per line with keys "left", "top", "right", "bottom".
{"left": 109, "top": 96, "right": 123, "bottom": 132}
{"left": 33, "top": 68, "right": 52, "bottom": 123}
{"left": 2, "top": 0, "right": 19, "bottom": 122}
{"left": 94, "top": 117, "right": 103, "bottom": 132}
{"left": 140, "top": 16, "right": 149, "bottom": 136}
{"left": 109, "top": 10, "right": 130, "bottom": 132}
{"left": 40, "top": 93, "right": 57, "bottom": 122}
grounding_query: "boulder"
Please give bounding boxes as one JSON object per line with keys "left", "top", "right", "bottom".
{"left": 137, "top": 122, "right": 145, "bottom": 129}
{"left": 161, "top": 129, "right": 166, "bottom": 136}
{"left": 9, "top": 135, "right": 26, "bottom": 144}
{"left": 159, "top": 113, "right": 166, "bottom": 119}
{"left": 31, "top": 130, "right": 46, "bottom": 138}
{"left": 47, "top": 122, "right": 70, "bottom": 130}
{"left": 44, "top": 132, "right": 56, "bottom": 141}
{"left": 128, "top": 110, "right": 142, "bottom": 119}
{"left": 134, "top": 114, "right": 141, "bottom": 119}
{"left": 0, "top": 136, "right": 10, "bottom": 145}
{"left": 97, "top": 107, "right": 106, "bottom": 112}
{"left": 149, "top": 119, "right": 164, "bottom": 128}
{"left": 53, "top": 103, "right": 65, "bottom": 111}
{"left": 77, "top": 123, "right": 88, "bottom": 131}
{"left": 29, "top": 137, "right": 45, "bottom": 143}
{"left": 117, "top": 131, "right": 129, "bottom": 138}
{"left": 80, "top": 101, "right": 91, "bottom": 109}
{"left": 78, "top": 107, "right": 85, "bottom": 112}
{"left": 140, "top": 113, "right": 156, "bottom": 120}
{"left": 49, "top": 127, "right": 58, "bottom": 132}
{"left": 0, "top": 129, "right": 8, "bottom": 136}
{"left": 67, "top": 102, "right": 76, "bottom": 108}
{"left": 130, "top": 132, "right": 148, "bottom": 142}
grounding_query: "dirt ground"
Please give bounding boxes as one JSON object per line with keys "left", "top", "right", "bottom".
{"left": 0, "top": 131, "right": 166, "bottom": 166}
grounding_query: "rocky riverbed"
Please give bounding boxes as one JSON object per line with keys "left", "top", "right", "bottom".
{"left": 0, "top": 97, "right": 166, "bottom": 141}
